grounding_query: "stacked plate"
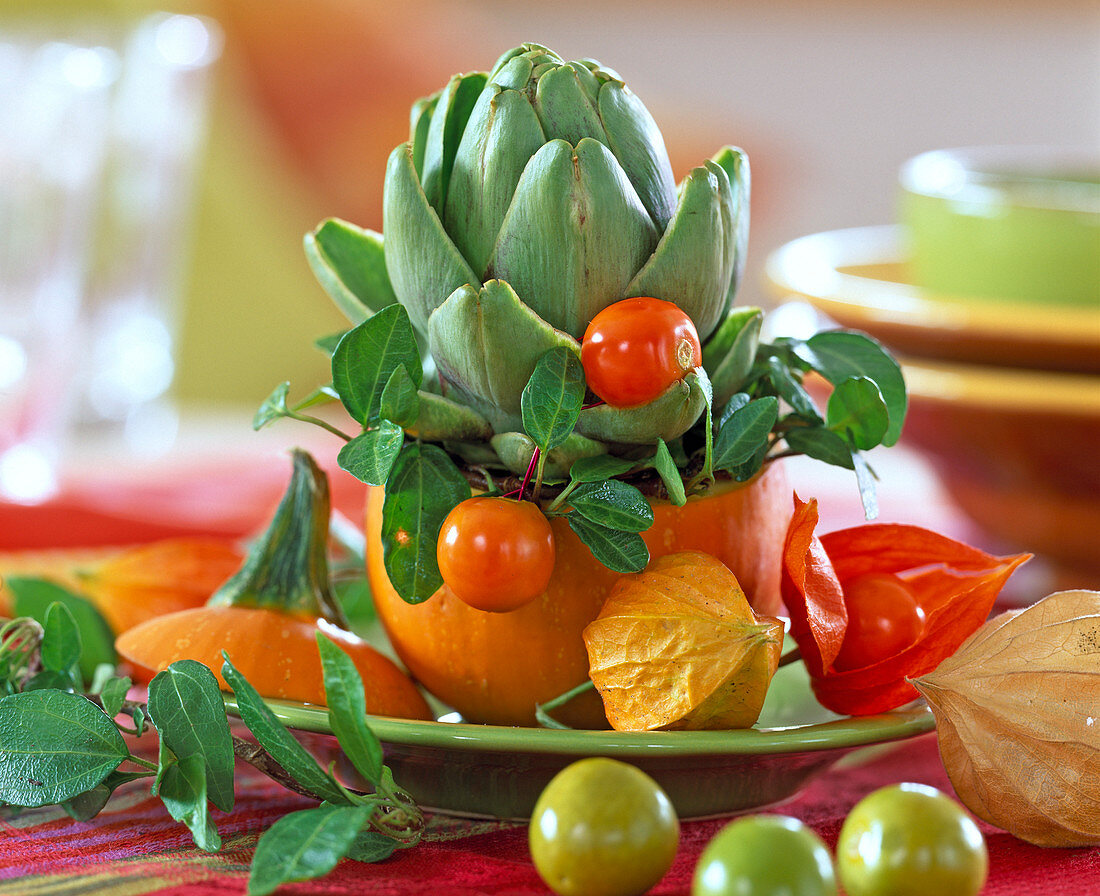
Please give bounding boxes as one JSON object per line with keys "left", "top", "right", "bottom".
{"left": 765, "top": 148, "right": 1100, "bottom": 583}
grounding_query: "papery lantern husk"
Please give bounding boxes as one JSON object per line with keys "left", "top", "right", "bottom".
{"left": 782, "top": 493, "right": 1031, "bottom": 716}
{"left": 583, "top": 551, "right": 784, "bottom": 731}
{"left": 914, "top": 590, "right": 1100, "bottom": 848}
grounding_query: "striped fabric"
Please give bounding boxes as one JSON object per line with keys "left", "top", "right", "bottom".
{"left": 4, "top": 736, "right": 1098, "bottom": 895}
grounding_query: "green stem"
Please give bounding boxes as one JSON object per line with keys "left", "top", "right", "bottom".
{"left": 208, "top": 450, "right": 349, "bottom": 628}
{"left": 288, "top": 412, "right": 354, "bottom": 442}
{"left": 535, "top": 680, "right": 595, "bottom": 729}
{"left": 532, "top": 451, "right": 547, "bottom": 504}
{"left": 127, "top": 755, "right": 158, "bottom": 772}
{"left": 546, "top": 480, "right": 579, "bottom": 513}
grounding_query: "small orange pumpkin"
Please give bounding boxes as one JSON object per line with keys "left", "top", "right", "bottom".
{"left": 367, "top": 462, "right": 791, "bottom": 727}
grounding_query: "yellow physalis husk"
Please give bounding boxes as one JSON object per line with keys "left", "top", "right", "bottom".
{"left": 913, "top": 589, "right": 1100, "bottom": 848}
{"left": 583, "top": 551, "right": 785, "bottom": 731}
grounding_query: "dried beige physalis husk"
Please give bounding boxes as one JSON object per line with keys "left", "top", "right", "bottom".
{"left": 583, "top": 551, "right": 785, "bottom": 731}
{"left": 913, "top": 590, "right": 1100, "bottom": 847}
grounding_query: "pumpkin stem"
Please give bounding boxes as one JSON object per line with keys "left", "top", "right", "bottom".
{"left": 209, "top": 450, "right": 349, "bottom": 627}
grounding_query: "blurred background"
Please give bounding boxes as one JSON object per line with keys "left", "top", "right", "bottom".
{"left": 5, "top": 0, "right": 1096, "bottom": 412}
{"left": 1, "top": 0, "right": 1098, "bottom": 583}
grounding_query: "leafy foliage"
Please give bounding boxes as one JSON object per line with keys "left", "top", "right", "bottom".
{"left": 0, "top": 589, "right": 424, "bottom": 891}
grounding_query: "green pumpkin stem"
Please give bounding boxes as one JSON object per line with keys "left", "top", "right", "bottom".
{"left": 209, "top": 449, "right": 349, "bottom": 627}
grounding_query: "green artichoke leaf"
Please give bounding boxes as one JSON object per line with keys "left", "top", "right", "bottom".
{"left": 597, "top": 79, "right": 678, "bottom": 231}
{"left": 624, "top": 159, "right": 737, "bottom": 341}
{"left": 304, "top": 219, "right": 397, "bottom": 324}
{"left": 443, "top": 86, "right": 546, "bottom": 278}
{"left": 711, "top": 146, "right": 751, "bottom": 313}
{"left": 488, "top": 138, "right": 659, "bottom": 337}
{"left": 489, "top": 43, "right": 559, "bottom": 88}
{"left": 704, "top": 306, "right": 764, "bottom": 406}
{"left": 405, "top": 390, "right": 493, "bottom": 443}
{"left": 490, "top": 431, "right": 607, "bottom": 481}
{"left": 409, "top": 92, "right": 440, "bottom": 179}
{"left": 382, "top": 142, "right": 481, "bottom": 334}
{"left": 576, "top": 371, "right": 708, "bottom": 444}
{"left": 420, "top": 71, "right": 489, "bottom": 213}
{"left": 442, "top": 439, "right": 500, "bottom": 468}
{"left": 428, "top": 279, "right": 580, "bottom": 417}
{"left": 534, "top": 63, "right": 606, "bottom": 147}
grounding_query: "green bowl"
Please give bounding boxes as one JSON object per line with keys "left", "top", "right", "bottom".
{"left": 900, "top": 146, "right": 1100, "bottom": 308}
{"left": 229, "top": 660, "right": 934, "bottom": 820}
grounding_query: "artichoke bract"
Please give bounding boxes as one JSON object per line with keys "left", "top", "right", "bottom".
{"left": 366, "top": 43, "right": 750, "bottom": 444}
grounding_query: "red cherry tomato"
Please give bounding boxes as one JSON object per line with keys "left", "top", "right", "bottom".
{"left": 581, "top": 297, "right": 702, "bottom": 408}
{"left": 436, "top": 497, "right": 556, "bottom": 612}
{"left": 833, "top": 572, "right": 927, "bottom": 672}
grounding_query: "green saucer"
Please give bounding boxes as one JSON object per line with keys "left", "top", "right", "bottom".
{"left": 227, "top": 660, "right": 934, "bottom": 820}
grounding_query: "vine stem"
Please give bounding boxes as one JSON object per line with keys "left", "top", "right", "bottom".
{"left": 777, "top": 646, "right": 803, "bottom": 668}
{"left": 518, "top": 447, "right": 541, "bottom": 501}
{"left": 288, "top": 412, "right": 354, "bottom": 442}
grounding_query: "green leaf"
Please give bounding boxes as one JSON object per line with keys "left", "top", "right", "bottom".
{"left": 568, "top": 481, "right": 654, "bottom": 533}
{"left": 520, "top": 346, "right": 585, "bottom": 452}
{"left": 8, "top": 578, "right": 116, "bottom": 682}
{"left": 316, "top": 633, "right": 383, "bottom": 786}
{"left": 147, "top": 661, "right": 236, "bottom": 813}
{"left": 293, "top": 385, "right": 341, "bottom": 411}
{"left": 380, "top": 365, "right": 420, "bottom": 428}
{"left": 41, "top": 602, "right": 81, "bottom": 678}
{"left": 826, "top": 376, "right": 890, "bottom": 451}
{"left": 61, "top": 770, "right": 148, "bottom": 822}
{"left": 730, "top": 443, "right": 769, "bottom": 482}
{"left": 253, "top": 382, "right": 290, "bottom": 431}
{"left": 798, "top": 330, "right": 907, "bottom": 446}
{"left": 158, "top": 751, "right": 222, "bottom": 852}
{"left": 248, "top": 804, "right": 372, "bottom": 896}
{"left": 714, "top": 396, "right": 779, "bottom": 472}
{"left": 783, "top": 426, "right": 855, "bottom": 470}
{"left": 221, "top": 654, "right": 349, "bottom": 805}
{"left": 381, "top": 443, "right": 471, "bottom": 604}
{"left": 0, "top": 690, "right": 128, "bottom": 807}
{"left": 331, "top": 304, "right": 422, "bottom": 425}
{"left": 99, "top": 676, "right": 132, "bottom": 720}
{"left": 567, "top": 454, "right": 636, "bottom": 483}
{"left": 653, "top": 439, "right": 687, "bottom": 506}
{"left": 337, "top": 422, "right": 405, "bottom": 487}
{"left": 567, "top": 516, "right": 649, "bottom": 573}
{"left": 346, "top": 830, "right": 399, "bottom": 863}
{"left": 23, "top": 670, "right": 77, "bottom": 692}
{"left": 717, "top": 391, "right": 750, "bottom": 428}
{"left": 304, "top": 219, "right": 397, "bottom": 324}
{"left": 692, "top": 368, "right": 715, "bottom": 483}
{"left": 314, "top": 332, "right": 346, "bottom": 356}
{"left": 765, "top": 356, "right": 820, "bottom": 421}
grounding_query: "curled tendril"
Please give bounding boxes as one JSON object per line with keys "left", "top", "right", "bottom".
{"left": 370, "top": 768, "right": 424, "bottom": 845}
{"left": 0, "top": 616, "right": 45, "bottom": 689}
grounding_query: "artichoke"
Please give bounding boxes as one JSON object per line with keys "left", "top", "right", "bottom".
{"left": 283, "top": 42, "right": 906, "bottom": 599}
{"left": 307, "top": 42, "right": 756, "bottom": 452}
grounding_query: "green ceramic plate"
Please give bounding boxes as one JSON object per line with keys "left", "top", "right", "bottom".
{"left": 227, "top": 661, "right": 934, "bottom": 820}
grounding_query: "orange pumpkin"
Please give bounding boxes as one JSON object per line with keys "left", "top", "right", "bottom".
{"left": 116, "top": 606, "right": 432, "bottom": 719}
{"left": 367, "top": 462, "right": 791, "bottom": 727}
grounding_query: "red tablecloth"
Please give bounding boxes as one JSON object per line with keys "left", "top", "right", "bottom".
{"left": 2, "top": 734, "right": 1097, "bottom": 895}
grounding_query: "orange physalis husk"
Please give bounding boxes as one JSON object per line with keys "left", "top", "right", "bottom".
{"left": 781, "top": 493, "right": 1030, "bottom": 716}
{"left": 914, "top": 590, "right": 1100, "bottom": 848}
{"left": 76, "top": 538, "right": 244, "bottom": 635}
{"left": 583, "top": 551, "right": 785, "bottom": 731}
